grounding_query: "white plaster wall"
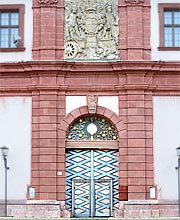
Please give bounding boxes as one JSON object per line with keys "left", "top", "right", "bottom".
{"left": 151, "top": 0, "right": 180, "bottom": 61}
{"left": 0, "top": 97, "right": 31, "bottom": 200}
{"left": 66, "top": 96, "right": 87, "bottom": 115}
{"left": 66, "top": 96, "right": 119, "bottom": 116}
{"left": 0, "top": 0, "right": 32, "bottom": 62}
{"left": 153, "top": 96, "right": 180, "bottom": 200}
{"left": 98, "top": 96, "right": 119, "bottom": 115}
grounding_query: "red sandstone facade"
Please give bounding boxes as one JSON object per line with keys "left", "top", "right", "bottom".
{"left": 0, "top": 0, "right": 180, "bottom": 218}
{"left": 1, "top": 61, "right": 180, "bottom": 217}
{"left": 32, "top": 0, "right": 150, "bottom": 60}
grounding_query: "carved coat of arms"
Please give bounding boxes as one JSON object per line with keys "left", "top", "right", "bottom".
{"left": 64, "top": 0, "right": 119, "bottom": 60}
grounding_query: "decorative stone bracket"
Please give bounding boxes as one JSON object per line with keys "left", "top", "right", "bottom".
{"left": 87, "top": 95, "right": 98, "bottom": 114}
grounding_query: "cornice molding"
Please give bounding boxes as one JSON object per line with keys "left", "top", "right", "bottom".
{"left": 1, "top": 85, "right": 180, "bottom": 93}
{"left": 0, "top": 61, "right": 179, "bottom": 73}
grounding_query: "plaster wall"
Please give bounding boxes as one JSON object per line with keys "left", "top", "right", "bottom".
{"left": 66, "top": 96, "right": 86, "bottom": 115}
{"left": 98, "top": 96, "right": 119, "bottom": 115}
{"left": 153, "top": 96, "right": 180, "bottom": 200}
{"left": 66, "top": 96, "right": 118, "bottom": 115}
{"left": 0, "top": 0, "right": 32, "bottom": 62}
{"left": 0, "top": 97, "right": 31, "bottom": 200}
{"left": 151, "top": 0, "right": 180, "bottom": 61}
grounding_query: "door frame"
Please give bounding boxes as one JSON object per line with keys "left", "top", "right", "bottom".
{"left": 66, "top": 140, "right": 119, "bottom": 149}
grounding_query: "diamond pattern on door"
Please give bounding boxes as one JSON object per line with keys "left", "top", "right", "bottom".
{"left": 94, "top": 150, "right": 119, "bottom": 206}
{"left": 66, "top": 149, "right": 119, "bottom": 217}
{"left": 66, "top": 150, "right": 91, "bottom": 210}
{"left": 94, "top": 179, "right": 113, "bottom": 217}
{"left": 72, "top": 179, "right": 90, "bottom": 217}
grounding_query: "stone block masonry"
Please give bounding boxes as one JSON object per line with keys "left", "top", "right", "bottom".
{"left": 0, "top": 61, "right": 179, "bottom": 218}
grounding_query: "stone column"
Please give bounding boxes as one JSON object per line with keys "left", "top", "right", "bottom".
{"left": 32, "top": 0, "right": 64, "bottom": 60}
{"left": 119, "top": 0, "right": 151, "bottom": 60}
{"left": 126, "top": 72, "right": 147, "bottom": 200}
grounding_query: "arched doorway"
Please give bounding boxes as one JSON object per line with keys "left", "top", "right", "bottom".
{"left": 65, "top": 116, "right": 119, "bottom": 217}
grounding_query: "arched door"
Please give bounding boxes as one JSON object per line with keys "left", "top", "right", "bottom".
{"left": 65, "top": 116, "right": 119, "bottom": 217}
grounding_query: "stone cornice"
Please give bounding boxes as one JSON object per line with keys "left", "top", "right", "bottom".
{"left": 0, "top": 60, "right": 179, "bottom": 93}
{"left": 0, "top": 61, "right": 179, "bottom": 73}
{"left": 0, "top": 85, "right": 180, "bottom": 93}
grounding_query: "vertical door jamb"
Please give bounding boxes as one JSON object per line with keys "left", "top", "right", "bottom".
{"left": 72, "top": 179, "right": 75, "bottom": 217}
{"left": 110, "top": 179, "right": 113, "bottom": 216}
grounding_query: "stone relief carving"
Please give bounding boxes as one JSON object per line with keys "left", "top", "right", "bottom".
{"left": 87, "top": 95, "right": 98, "bottom": 114}
{"left": 124, "top": 0, "right": 144, "bottom": 5}
{"left": 64, "top": 0, "right": 119, "bottom": 60}
{"left": 38, "top": 0, "right": 59, "bottom": 5}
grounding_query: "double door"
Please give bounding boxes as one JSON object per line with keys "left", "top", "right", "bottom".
{"left": 66, "top": 150, "right": 119, "bottom": 217}
{"left": 72, "top": 178, "right": 113, "bottom": 217}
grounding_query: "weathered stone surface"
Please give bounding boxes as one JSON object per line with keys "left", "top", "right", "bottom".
{"left": 64, "top": 0, "right": 119, "bottom": 60}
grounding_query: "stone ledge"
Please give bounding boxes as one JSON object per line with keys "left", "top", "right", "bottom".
{"left": 26, "top": 200, "right": 61, "bottom": 205}
{"left": 1, "top": 218, "right": 180, "bottom": 220}
{"left": 124, "top": 200, "right": 178, "bottom": 205}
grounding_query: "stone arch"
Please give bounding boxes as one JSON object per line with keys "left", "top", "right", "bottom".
{"left": 61, "top": 105, "right": 128, "bottom": 213}
{"left": 58, "top": 105, "right": 128, "bottom": 203}
{"left": 59, "top": 105, "right": 127, "bottom": 140}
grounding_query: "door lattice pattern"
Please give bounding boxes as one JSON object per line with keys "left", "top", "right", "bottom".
{"left": 94, "top": 179, "right": 113, "bottom": 217}
{"left": 72, "top": 179, "right": 90, "bottom": 217}
{"left": 94, "top": 150, "right": 119, "bottom": 206}
{"left": 66, "top": 150, "right": 119, "bottom": 217}
{"left": 66, "top": 150, "right": 91, "bottom": 209}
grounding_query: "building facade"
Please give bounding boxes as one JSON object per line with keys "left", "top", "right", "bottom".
{"left": 0, "top": 0, "right": 180, "bottom": 218}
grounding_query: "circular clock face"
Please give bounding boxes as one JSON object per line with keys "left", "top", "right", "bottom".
{"left": 87, "top": 123, "right": 98, "bottom": 135}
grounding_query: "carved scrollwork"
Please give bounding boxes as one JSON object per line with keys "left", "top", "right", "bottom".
{"left": 64, "top": 0, "right": 119, "bottom": 60}
{"left": 39, "top": 0, "right": 59, "bottom": 5}
{"left": 124, "top": 0, "right": 144, "bottom": 5}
